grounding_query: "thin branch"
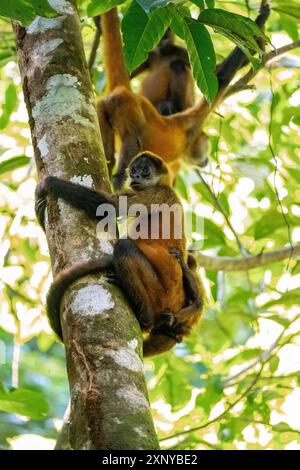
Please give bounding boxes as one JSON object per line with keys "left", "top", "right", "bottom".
{"left": 268, "top": 72, "right": 293, "bottom": 269}
{"left": 223, "top": 340, "right": 278, "bottom": 387}
{"left": 160, "top": 364, "right": 264, "bottom": 442}
{"left": 224, "top": 315, "right": 300, "bottom": 387}
{"left": 225, "top": 40, "right": 300, "bottom": 97}
{"left": 191, "top": 243, "right": 300, "bottom": 271}
{"left": 196, "top": 170, "right": 247, "bottom": 256}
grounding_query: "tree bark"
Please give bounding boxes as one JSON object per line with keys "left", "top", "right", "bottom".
{"left": 13, "top": 0, "right": 159, "bottom": 450}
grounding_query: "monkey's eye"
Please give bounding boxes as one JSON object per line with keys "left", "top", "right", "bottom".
{"left": 131, "top": 167, "right": 136, "bottom": 175}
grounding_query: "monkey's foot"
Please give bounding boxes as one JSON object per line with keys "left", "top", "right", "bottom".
{"left": 105, "top": 271, "right": 118, "bottom": 284}
{"left": 139, "top": 312, "right": 154, "bottom": 332}
{"left": 155, "top": 309, "right": 175, "bottom": 329}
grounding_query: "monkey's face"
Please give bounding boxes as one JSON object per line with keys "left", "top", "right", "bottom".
{"left": 128, "top": 153, "right": 167, "bottom": 190}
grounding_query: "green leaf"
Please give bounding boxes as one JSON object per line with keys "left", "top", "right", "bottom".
{"left": 191, "top": 0, "right": 215, "bottom": 8}
{"left": 0, "top": 1, "right": 35, "bottom": 23}
{"left": 224, "top": 348, "right": 262, "bottom": 367}
{"left": 253, "top": 211, "right": 286, "bottom": 239}
{"left": 273, "top": 422, "right": 295, "bottom": 433}
{"left": 0, "top": 388, "right": 49, "bottom": 420}
{"left": 174, "top": 14, "right": 217, "bottom": 102}
{"left": 87, "top": 0, "right": 125, "bottom": 16}
{"left": 269, "top": 355, "right": 279, "bottom": 374}
{"left": 137, "top": 0, "right": 184, "bottom": 14}
{"left": 0, "top": 0, "right": 57, "bottom": 24}
{"left": 122, "top": 1, "right": 172, "bottom": 73}
{"left": 31, "top": 0, "right": 58, "bottom": 18}
{"left": 0, "top": 156, "right": 30, "bottom": 175}
{"left": 263, "top": 288, "right": 300, "bottom": 309}
{"left": 198, "top": 8, "right": 269, "bottom": 67}
{"left": 0, "top": 83, "right": 18, "bottom": 130}
{"left": 273, "top": 6, "right": 300, "bottom": 20}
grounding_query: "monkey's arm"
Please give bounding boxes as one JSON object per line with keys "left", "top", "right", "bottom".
{"left": 35, "top": 176, "right": 117, "bottom": 229}
{"left": 130, "top": 58, "right": 151, "bottom": 79}
{"left": 216, "top": 1, "right": 270, "bottom": 90}
{"left": 170, "top": 249, "right": 203, "bottom": 306}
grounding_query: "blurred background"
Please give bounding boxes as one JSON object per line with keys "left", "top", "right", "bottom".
{"left": 0, "top": 0, "right": 300, "bottom": 450}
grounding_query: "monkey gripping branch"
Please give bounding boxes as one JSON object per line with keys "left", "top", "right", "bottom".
{"left": 13, "top": 0, "right": 159, "bottom": 450}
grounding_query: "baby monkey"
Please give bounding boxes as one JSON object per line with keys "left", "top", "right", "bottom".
{"left": 35, "top": 152, "right": 204, "bottom": 356}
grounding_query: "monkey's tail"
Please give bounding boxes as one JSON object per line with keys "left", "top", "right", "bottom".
{"left": 143, "top": 332, "right": 177, "bottom": 357}
{"left": 101, "top": 8, "right": 131, "bottom": 92}
{"left": 46, "top": 256, "right": 113, "bottom": 342}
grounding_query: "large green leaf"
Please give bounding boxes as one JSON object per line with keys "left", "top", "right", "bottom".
{"left": 0, "top": 389, "right": 49, "bottom": 420}
{"left": 173, "top": 13, "right": 217, "bottom": 102}
{"left": 273, "top": 1, "right": 300, "bottom": 20}
{"left": 0, "top": 156, "right": 31, "bottom": 175}
{"left": 122, "top": 1, "right": 172, "bottom": 73}
{"left": 0, "top": 0, "right": 57, "bottom": 24}
{"left": 87, "top": 0, "right": 125, "bottom": 16}
{"left": 198, "top": 8, "right": 269, "bottom": 67}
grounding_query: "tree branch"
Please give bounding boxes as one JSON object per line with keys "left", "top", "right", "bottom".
{"left": 13, "top": 0, "right": 158, "bottom": 450}
{"left": 191, "top": 244, "right": 300, "bottom": 272}
{"left": 225, "top": 40, "right": 300, "bottom": 97}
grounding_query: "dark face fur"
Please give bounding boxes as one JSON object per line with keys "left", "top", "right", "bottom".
{"left": 128, "top": 153, "right": 167, "bottom": 190}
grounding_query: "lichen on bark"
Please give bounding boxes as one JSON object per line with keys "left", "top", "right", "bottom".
{"left": 13, "top": 0, "right": 159, "bottom": 450}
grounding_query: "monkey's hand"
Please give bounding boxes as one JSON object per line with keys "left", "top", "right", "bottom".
{"left": 154, "top": 309, "right": 176, "bottom": 329}
{"left": 35, "top": 177, "right": 52, "bottom": 230}
{"left": 105, "top": 270, "right": 118, "bottom": 284}
{"left": 169, "top": 248, "right": 184, "bottom": 267}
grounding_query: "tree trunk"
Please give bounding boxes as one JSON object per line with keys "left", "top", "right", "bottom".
{"left": 13, "top": 0, "right": 159, "bottom": 450}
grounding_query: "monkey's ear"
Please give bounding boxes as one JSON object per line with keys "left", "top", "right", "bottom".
{"left": 141, "top": 151, "right": 169, "bottom": 174}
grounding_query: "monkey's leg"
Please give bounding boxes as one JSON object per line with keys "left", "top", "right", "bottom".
{"left": 113, "top": 134, "right": 142, "bottom": 191}
{"left": 113, "top": 239, "right": 163, "bottom": 331}
{"left": 188, "top": 131, "right": 209, "bottom": 168}
{"left": 104, "top": 89, "right": 145, "bottom": 191}
{"left": 170, "top": 249, "right": 202, "bottom": 306}
{"left": 143, "top": 332, "right": 177, "bottom": 357}
{"left": 168, "top": 59, "right": 189, "bottom": 113}
{"left": 97, "top": 99, "right": 116, "bottom": 177}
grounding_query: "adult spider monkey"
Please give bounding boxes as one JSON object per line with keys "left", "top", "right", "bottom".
{"left": 97, "top": 4, "right": 270, "bottom": 190}
{"left": 97, "top": 8, "right": 210, "bottom": 190}
{"left": 35, "top": 152, "right": 204, "bottom": 356}
{"left": 130, "top": 28, "right": 210, "bottom": 169}
{"left": 131, "top": 29, "right": 195, "bottom": 116}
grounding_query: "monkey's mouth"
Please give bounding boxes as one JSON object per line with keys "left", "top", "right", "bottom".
{"left": 130, "top": 182, "right": 142, "bottom": 190}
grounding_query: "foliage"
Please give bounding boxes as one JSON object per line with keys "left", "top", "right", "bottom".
{"left": 0, "top": 0, "right": 300, "bottom": 451}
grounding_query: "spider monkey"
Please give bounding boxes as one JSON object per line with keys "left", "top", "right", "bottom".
{"left": 131, "top": 29, "right": 195, "bottom": 116}
{"left": 97, "top": 8, "right": 211, "bottom": 190}
{"left": 130, "top": 29, "right": 210, "bottom": 169}
{"left": 35, "top": 152, "right": 204, "bottom": 356}
{"left": 97, "top": 5, "right": 270, "bottom": 191}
